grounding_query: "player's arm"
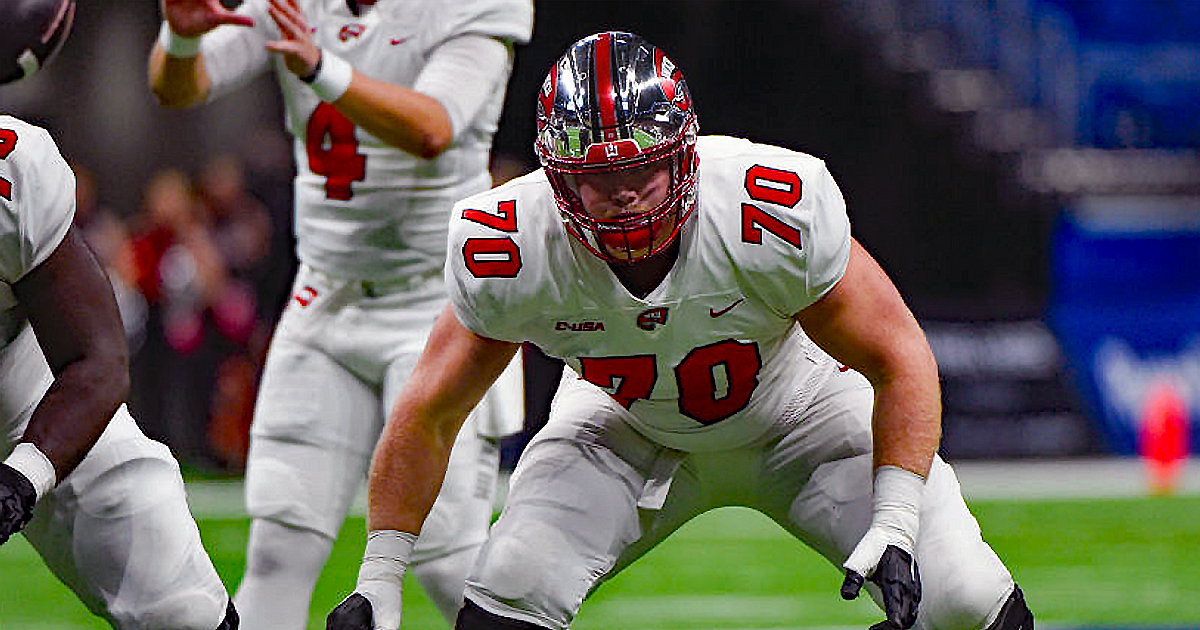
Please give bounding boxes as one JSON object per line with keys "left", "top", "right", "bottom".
{"left": 265, "top": 0, "right": 511, "bottom": 158}
{"left": 369, "top": 304, "right": 518, "bottom": 532}
{"left": 794, "top": 238, "right": 938, "bottom": 629}
{"left": 147, "top": 0, "right": 255, "bottom": 108}
{"left": 0, "top": 226, "right": 130, "bottom": 545}
{"left": 14, "top": 225, "right": 130, "bottom": 479}
{"left": 327, "top": 304, "right": 519, "bottom": 630}
{"left": 795, "top": 238, "right": 940, "bottom": 477}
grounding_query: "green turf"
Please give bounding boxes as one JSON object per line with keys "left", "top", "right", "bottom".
{"left": 2, "top": 496, "right": 1199, "bottom": 629}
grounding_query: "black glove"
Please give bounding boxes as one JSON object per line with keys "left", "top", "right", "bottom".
{"left": 840, "top": 545, "right": 921, "bottom": 630}
{"left": 327, "top": 592, "right": 374, "bottom": 630}
{"left": 0, "top": 462, "right": 37, "bottom": 546}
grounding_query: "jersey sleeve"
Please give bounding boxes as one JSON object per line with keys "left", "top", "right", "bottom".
{"left": 445, "top": 204, "right": 522, "bottom": 343}
{"left": 803, "top": 162, "right": 852, "bottom": 301}
{"left": 414, "top": 34, "right": 512, "bottom": 138}
{"left": 737, "top": 156, "right": 851, "bottom": 317}
{"left": 445, "top": 176, "right": 549, "bottom": 344}
{"left": 0, "top": 119, "right": 75, "bottom": 284}
{"left": 443, "top": 0, "right": 534, "bottom": 45}
{"left": 199, "top": 0, "right": 275, "bottom": 101}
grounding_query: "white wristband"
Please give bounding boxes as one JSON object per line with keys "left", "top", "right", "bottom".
{"left": 310, "top": 51, "right": 354, "bottom": 102}
{"left": 870, "top": 465, "right": 925, "bottom": 554}
{"left": 157, "top": 22, "right": 202, "bottom": 58}
{"left": 356, "top": 529, "right": 416, "bottom": 589}
{"left": 4, "top": 442, "right": 56, "bottom": 501}
{"left": 353, "top": 529, "right": 415, "bottom": 629}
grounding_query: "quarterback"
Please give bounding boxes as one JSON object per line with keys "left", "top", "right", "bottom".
{"left": 330, "top": 31, "right": 1034, "bottom": 630}
{"left": 148, "top": 0, "right": 531, "bottom": 628}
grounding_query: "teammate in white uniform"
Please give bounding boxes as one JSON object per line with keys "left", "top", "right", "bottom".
{"left": 330, "top": 32, "right": 1036, "bottom": 630}
{"left": 0, "top": 114, "right": 236, "bottom": 630}
{"left": 147, "top": 1, "right": 532, "bottom": 628}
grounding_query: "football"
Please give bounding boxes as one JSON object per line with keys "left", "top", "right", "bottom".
{"left": 0, "top": 0, "right": 76, "bottom": 85}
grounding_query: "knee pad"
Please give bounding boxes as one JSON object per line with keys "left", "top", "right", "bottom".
{"left": 455, "top": 598, "right": 547, "bottom": 630}
{"left": 986, "top": 585, "right": 1033, "bottom": 630}
{"left": 242, "top": 519, "right": 332, "bottom": 580}
{"left": 215, "top": 599, "right": 239, "bottom": 630}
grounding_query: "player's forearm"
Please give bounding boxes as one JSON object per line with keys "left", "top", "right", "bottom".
{"left": 868, "top": 351, "right": 941, "bottom": 478}
{"left": 148, "top": 45, "right": 211, "bottom": 109}
{"left": 22, "top": 355, "right": 128, "bottom": 480}
{"left": 365, "top": 414, "right": 459, "bottom": 534}
{"left": 333, "top": 74, "right": 454, "bottom": 159}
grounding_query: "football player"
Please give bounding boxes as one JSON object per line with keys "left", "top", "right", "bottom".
{"left": 328, "top": 31, "right": 1035, "bottom": 630}
{"left": 1, "top": 4, "right": 236, "bottom": 628}
{"left": 147, "top": 1, "right": 532, "bottom": 629}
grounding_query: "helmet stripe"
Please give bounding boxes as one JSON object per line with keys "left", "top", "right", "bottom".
{"left": 593, "top": 32, "right": 618, "bottom": 141}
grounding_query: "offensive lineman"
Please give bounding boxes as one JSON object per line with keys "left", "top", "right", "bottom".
{"left": 0, "top": 5, "right": 236, "bottom": 626}
{"left": 328, "top": 32, "right": 1034, "bottom": 630}
{"left": 0, "top": 120, "right": 238, "bottom": 630}
{"left": 1, "top": 3, "right": 236, "bottom": 628}
{"left": 147, "top": 0, "right": 531, "bottom": 628}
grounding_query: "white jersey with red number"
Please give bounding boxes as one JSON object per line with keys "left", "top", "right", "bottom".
{"left": 448, "top": 136, "right": 853, "bottom": 452}
{"left": 0, "top": 116, "right": 74, "bottom": 438}
{"left": 199, "top": 0, "right": 533, "bottom": 280}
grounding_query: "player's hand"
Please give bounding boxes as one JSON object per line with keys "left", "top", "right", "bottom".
{"left": 326, "top": 587, "right": 401, "bottom": 630}
{"left": 160, "top": 0, "right": 255, "bottom": 38}
{"left": 0, "top": 463, "right": 37, "bottom": 546}
{"left": 327, "top": 593, "right": 374, "bottom": 630}
{"left": 266, "top": 0, "right": 321, "bottom": 80}
{"left": 331, "top": 530, "right": 413, "bottom": 630}
{"left": 840, "top": 544, "right": 921, "bottom": 630}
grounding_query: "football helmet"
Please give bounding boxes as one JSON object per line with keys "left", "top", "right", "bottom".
{"left": 0, "top": 0, "right": 76, "bottom": 85}
{"left": 535, "top": 31, "right": 699, "bottom": 263}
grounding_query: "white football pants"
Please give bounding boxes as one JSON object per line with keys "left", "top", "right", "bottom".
{"left": 0, "top": 327, "right": 228, "bottom": 630}
{"left": 236, "top": 265, "right": 522, "bottom": 628}
{"left": 465, "top": 367, "right": 1014, "bottom": 630}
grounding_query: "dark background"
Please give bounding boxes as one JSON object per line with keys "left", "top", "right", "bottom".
{"left": 1, "top": 0, "right": 1052, "bottom": 317}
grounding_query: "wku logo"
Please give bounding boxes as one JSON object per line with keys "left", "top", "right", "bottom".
{"left": 637, "top": 307, "right": 669, "bottom": 331}
{"left": 292, "top": 285, "right": 318, "bottom": 307}
{"left": 339, "top": 24, "right": 366, "bottom": 41}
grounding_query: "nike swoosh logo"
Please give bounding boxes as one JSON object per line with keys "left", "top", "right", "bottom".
{"left": 390, "top": 37, "right": 409, "bottom": 45}
{"left": 709, "top": 298, "right": 745, "bottom": 318}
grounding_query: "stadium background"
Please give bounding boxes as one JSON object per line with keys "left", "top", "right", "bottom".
{"left": 1, "top": 0, "right": 1198, "bottom": 628}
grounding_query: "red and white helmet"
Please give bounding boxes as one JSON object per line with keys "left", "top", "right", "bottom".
{"left": 535, "top": 31, "right": 699, "bottom": 263}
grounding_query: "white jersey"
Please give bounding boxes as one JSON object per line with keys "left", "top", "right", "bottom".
{"left": 448, "top": 136, "right": 853, "bottom": 452}
{"left": 0, "top": 116, "right": 74, "bottom": 439}
{"left": 200, "top": 0, "right": 533, "bottom": 280}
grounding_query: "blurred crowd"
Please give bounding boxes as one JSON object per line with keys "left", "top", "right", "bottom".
{"left": 70, "top": 141, "right": 536, "bottom": 474}
{"left": 72, "top": 143, "right": 298, "bottom": 473}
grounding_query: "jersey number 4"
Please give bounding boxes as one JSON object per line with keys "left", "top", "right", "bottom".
{"left": 306, "top": 103, "right": 366, "bottom": 201}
